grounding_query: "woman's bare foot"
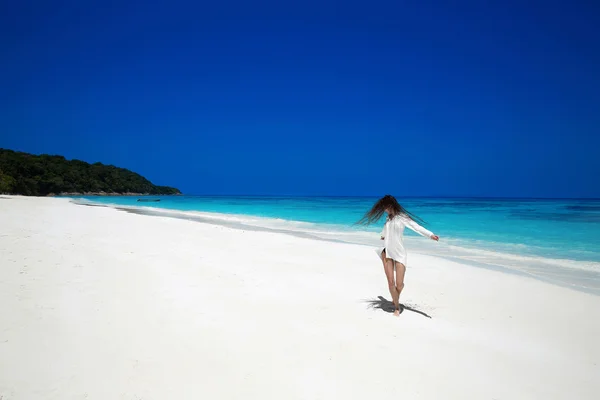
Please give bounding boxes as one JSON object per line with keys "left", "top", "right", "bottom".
{"left": 393, "top": 305, "right": 404, "bottom": 316}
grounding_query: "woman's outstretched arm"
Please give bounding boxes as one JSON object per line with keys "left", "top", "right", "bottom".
{"left": 400, "top": 215, "right": 439, "bottom": 241}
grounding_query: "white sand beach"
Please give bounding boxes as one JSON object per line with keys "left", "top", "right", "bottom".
{"left": 0, "top": 196, "right": 599, "bottom": 399}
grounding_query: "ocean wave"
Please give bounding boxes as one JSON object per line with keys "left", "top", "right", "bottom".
{"left": 439, "top": 242, "right": 600, "bottom": 273}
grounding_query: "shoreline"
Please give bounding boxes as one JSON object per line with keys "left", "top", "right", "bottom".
{"left": 70, "top": 197, "right": 600, "bottom": 296}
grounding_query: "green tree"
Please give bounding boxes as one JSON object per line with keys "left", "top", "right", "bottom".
{"left": 0, "top": 149, "right": 181, "bottom": 196}
{"left": 0, "top": 168, "right": 16, "bottom": 193}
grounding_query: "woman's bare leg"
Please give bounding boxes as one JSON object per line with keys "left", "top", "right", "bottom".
{"left": 387, "top": 259, "right": 400, "bottom": 313}
{"left": 394, "top": 262, "right": 407, "bottom": 315}
{"left": 380, "top": 249, "right": 387, "bottom": 269}
{"left": 381, "top": 250, "right": 398, "bottom": 312}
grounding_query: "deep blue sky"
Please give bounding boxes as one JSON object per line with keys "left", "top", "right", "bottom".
{"left": 1, "top": 0, "right": 599, "bottom": 197}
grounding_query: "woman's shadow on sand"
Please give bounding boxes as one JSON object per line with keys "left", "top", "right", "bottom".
{"left": 366, "top": 296, "right": 432, "bottom": 318}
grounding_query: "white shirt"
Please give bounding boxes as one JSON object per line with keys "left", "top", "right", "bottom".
{"left": 376, "top": 214, "right": 434, "bottom": 265}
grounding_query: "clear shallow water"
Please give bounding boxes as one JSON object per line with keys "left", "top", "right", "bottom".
{"left": 73, "top": 196, "right": 600, "bottom": 294}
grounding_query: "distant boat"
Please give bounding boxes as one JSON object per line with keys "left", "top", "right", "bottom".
{"left": 137, "top": 199, "right": 161, "bottom": 202}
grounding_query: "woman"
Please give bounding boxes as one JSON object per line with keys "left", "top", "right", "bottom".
{"left": 358, "top": 195, "right": 439, "bottom": 316}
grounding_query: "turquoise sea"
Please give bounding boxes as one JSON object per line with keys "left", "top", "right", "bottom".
{"left": 73, "top": 196, "right": 600, "bottom": 294}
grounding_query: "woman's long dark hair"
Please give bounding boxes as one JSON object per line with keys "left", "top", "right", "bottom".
{"left": 356, "top": 194, "right": 426, "bottom": 225}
